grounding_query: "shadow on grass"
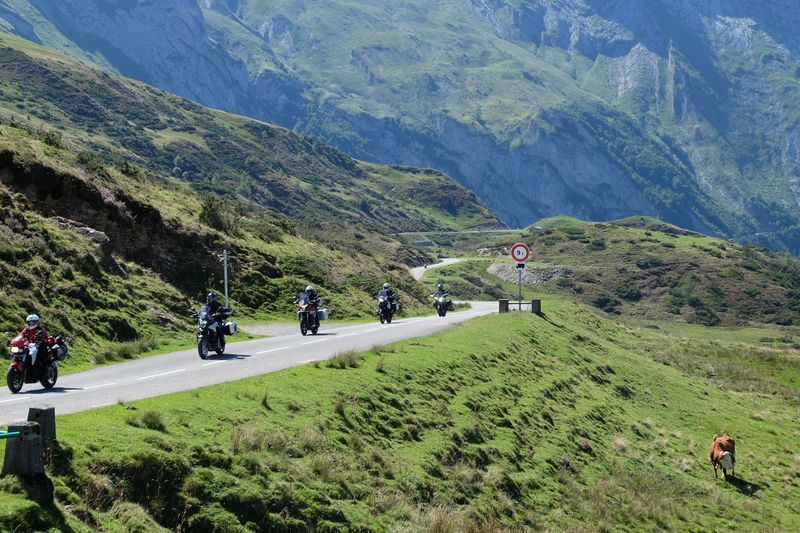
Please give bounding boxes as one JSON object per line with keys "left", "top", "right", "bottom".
{"left": 725, "top": 475, "right": 763, "bottom": 496}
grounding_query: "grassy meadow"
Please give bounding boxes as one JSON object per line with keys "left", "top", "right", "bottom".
{"left": 1, "top": 297, "right": 798, "bottom": 531}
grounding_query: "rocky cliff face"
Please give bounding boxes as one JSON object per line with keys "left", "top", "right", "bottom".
{"left": 2, "top": 0, "right": 799, "bottom": 250}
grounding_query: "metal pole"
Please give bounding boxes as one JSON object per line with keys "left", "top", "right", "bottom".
{"left": 223, "top": 249, "right": 229, "bottom": 307}
{"left": 518, "top": 267, "right": 522, "bottom": 311}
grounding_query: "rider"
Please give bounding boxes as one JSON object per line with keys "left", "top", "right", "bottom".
{"left": 433, "top": 282, "right": 447, "bottom": 298}
{"left": 377, "top": 282, "right": 396, "bottom": 302}
{"left": 296, "top": 285, "right": 322, "bottom": 327}
{"left": 19, "top": 314, "right": 56, "bottom": 368}
{"left": 204, "top": 293, "right": 227, "bottom": 336}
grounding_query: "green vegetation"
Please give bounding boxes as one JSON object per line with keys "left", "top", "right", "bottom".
{"left": 2, "top": 299, "right": 799, "bottom": 531}
{"left": 0, "top": 33, "right": 498, "bottom": 370}
{"left": 418, "top": 216, "right": 800, "bottom": 327}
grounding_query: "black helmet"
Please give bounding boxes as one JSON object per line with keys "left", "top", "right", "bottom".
{"left": 207, "top": 293, "right": 218, "bottom": 304}
{"left": 436, "top": 282, "right": 444, "bottom": 289}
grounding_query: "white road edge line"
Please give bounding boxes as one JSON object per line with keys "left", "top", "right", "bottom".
{"left": 301, "top": 338, "right": 329, "bottom": 345}
{"left": 0, "top": 397, "right": 28, "bottom": 404}
{"left": 257, "top": 346, "right": 290, "bottom": 354}
{"left": 202, "top": 361, "right": 226, "bottom": 367}
{"left": 83, "top": 382, "right": 117, "bottom": 390}
{"left": 337, "top": 332, "right": 358, "bottom": 338}
{"left": 366, "top": 327, "right": 382, "bottom": 332}
{"left": 136, "top": 369, "right": 186, "bottom": 380}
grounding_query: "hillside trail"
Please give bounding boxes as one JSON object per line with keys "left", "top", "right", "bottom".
{"left": 410, "top": 258, "right": 462, "bottom": 281}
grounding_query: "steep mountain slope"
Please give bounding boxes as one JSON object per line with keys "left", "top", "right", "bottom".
{"left": 0, "top": 33, "right": 498, "bottom": 366}
{"left": 1, "top": 1, "right": 798, "bottom": 250}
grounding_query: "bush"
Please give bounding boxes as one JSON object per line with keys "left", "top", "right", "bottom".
{"left": 198, "top": 195, "right": 231, "bottom": 232}
{"left": 127, "top": 410, "right": 167, "bottom": 432}
{"left": 327, "top": 350, "right": 364, "bottom": 369}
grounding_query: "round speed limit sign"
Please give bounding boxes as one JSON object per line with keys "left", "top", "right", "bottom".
{"left": 510, "top": 243, "right": 530, "bottom": 262}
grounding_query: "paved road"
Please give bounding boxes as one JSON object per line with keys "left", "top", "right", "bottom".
{"left": 0, "top": 302, "right": 495, "bottom": 425}
{"left": 409, "top": 258, "right": 462, "bottom": 281}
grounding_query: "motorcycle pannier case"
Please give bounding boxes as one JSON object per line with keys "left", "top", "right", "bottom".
{"left": 317, "top": 308, "right": 329, "bottom": 321}
{"left": 53, "top": 344, "right": 68, "bottom": 361}
{"left": 223, "top": 321, "right": 238, "bottom": 336}
{"left": 392, "top": 302, "right": 401, "bottom": 312}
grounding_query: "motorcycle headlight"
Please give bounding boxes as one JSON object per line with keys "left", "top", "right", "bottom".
{"left": 10, "top": 346, "right": 21, "bottom": 354}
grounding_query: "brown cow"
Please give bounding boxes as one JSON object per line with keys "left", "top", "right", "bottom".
{"left": 710, "top": 433, "right": 736, "bottom": 478}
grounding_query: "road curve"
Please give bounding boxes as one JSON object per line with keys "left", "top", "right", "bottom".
{"left": 0, "top": 302, "right": 495, "bottom": 425}
{"left": 409, "top": 258, "right": 462, "bottom": 281}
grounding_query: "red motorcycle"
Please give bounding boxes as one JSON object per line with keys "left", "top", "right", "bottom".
{"left": 295, "top": 293, "right": 329, "bottom": 336}
{"left": 6, "top": 335, "right": 68, "bottom": 393}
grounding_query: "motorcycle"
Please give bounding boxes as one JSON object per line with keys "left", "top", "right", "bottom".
{"left": 377, "top": 296, "right": 399, "bottom": 324}
{"left": 296, "top": 293, "right": 326, "bottom": 336}
{"left": 6, "top": 335, "right": 68, "bottom": 393}
{"left": 196, "top": 305, "right": 235, "bottom": 360}
{"left": 434, "top": 293, "right": 452, "bottom": 317}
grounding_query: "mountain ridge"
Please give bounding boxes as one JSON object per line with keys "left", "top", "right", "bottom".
{"left": 3, "top": 0, "right": 798, "bottom": 250}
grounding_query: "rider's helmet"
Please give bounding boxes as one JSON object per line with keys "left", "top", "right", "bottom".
{"left": 437, "top": 282, "right": 444, "bottom": 289}
{"left": 383, "top": 283, "right": 390, "bottom": 290}
{"left": 207, "top": 293, "right": 218, "bottom": 304}
{"left": 305, "top": 285, "right": 314, "bottom": 293}
{"left": 25, "top": 314, "right": 40, "bottom": 328}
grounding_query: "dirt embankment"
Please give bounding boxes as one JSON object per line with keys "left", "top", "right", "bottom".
{"left": 487, "top": 263, "right": 564, "bottom": 285}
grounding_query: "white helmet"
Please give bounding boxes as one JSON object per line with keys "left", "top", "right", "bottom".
{"left": 26, "top": 314, "right": 40, "bottom": 328}
{"left": 383, "top": 283, "right": 390, "bottom": 290}
{"left": 306, "top": 285, "right": 314, "bottom": 292}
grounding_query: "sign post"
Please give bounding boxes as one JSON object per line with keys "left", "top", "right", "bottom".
{"left": 223, "top": 249, "right": 230, "bottom": 308}
{"left": 510, "top": 243, "right": 530, "bottom": 311}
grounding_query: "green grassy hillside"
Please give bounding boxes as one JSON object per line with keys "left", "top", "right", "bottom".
{"left": 0, "top": 33, "right": 499, "bottom": 370}
{"left": 2, "top": 298, "right": 798, "bottom": 531}
{"left": 414, "top": 216, "right": 800, "bottom": 327}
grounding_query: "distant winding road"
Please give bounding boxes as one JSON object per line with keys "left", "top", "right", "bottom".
{"left": 0, "top": 302, "right": 494, "bottom": 425}
{"left": 409, "top": 258, "right": 462, "bottom": 281}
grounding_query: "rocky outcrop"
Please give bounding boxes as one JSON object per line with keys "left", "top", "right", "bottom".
{"left": 487, "top": 263, "right": 564, "bottom": 285}
{"left": 0, "top": 149, "right": 250, "bottom": 293}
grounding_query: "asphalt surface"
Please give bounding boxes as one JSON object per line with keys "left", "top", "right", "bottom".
{"left": 0, "top": 302, "right": 495, "bottom": 425}
{"left": 409, "top": 258, "right": 462, "bottom": 281}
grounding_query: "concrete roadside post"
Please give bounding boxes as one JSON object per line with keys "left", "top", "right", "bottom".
{"left": 532, "top": 299, "right": 542, "bottom": 315}
{"left": 499, "top": 299, "right": 509, "bottom": 313}
{"left": 27, "top": 406, "right": 56, "bottom": 447}
{"left": 2, "top": 421, "right": 44, "bottom": 477}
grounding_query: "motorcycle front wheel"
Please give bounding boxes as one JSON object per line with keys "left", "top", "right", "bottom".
{"left": 216, "top": 336, "right": 225, "bottom": 355}
{"left": 300, "top": 319, "right": 308, "bottom": 336}
{"left": 386, "top": 312, "right": 393, "bottom": 324}
{"left": 198, "top": 337, "right": 210, "bottom": 359}
{"left": 40, "top": 364, "right": 58, "bottom": 389}
{"left": 7, "top": 367, "right": 23, "bottom": 394}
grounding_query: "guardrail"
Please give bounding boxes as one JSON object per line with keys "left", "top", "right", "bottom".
{"left": 499, "top": 299, "right": 542, "bottom": 314}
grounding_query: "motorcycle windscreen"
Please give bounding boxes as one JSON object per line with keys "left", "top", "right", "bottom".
{"left": 297, "top": 293, "right": 311, "bottom": 305}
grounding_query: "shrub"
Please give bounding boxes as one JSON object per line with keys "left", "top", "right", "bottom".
{"left": 198, "top": 195, "right": 231, "bottom": 232}
{"left": 127, "top": 410, "right": 167, "bottom": 432}
{"left": 327, "top": 350, "right": 363, "bottom": 369}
